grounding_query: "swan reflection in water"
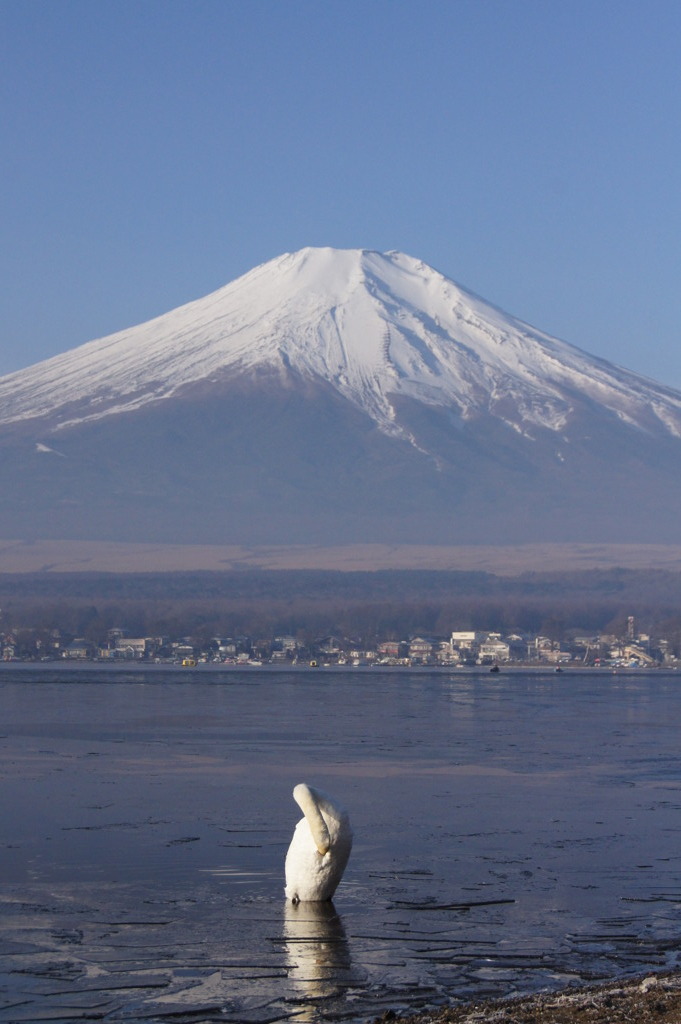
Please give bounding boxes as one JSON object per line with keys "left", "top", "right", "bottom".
{"left": 283, "top": 900, "right": 358, "bottom": 1013}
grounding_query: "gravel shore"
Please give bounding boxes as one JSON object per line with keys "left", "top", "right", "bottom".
{"left": 372, "top": 973, "right": 681, "bottom": 1024}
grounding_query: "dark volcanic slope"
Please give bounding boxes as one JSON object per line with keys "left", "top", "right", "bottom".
{"left": 2, "top": 372, "right": 680, "bottom": 545}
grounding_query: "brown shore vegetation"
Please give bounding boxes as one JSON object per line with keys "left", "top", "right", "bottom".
{"left": 4, "top": 539, "right": 681, "bottom": 574}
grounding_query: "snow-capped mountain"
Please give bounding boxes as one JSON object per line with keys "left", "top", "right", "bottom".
{"left": 1, "top": 247, "right": 681, "bottom": 548}
{"left": 2, "top": 247, "right": 681, "bottom": 441}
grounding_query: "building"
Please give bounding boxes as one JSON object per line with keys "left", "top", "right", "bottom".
{"left": 450, "top": 631, "right": 479, "bottom": 660}
{"left": 115, "top": 637, "right": 150, "bottom": 658}
{"left": 63, "top": 639, "right": 94, "bottom": 659}
{"left": 478, "top": 634, "right": 510, "bottom": 663}
{"left": 408, "top": 637, "right": 434, "bottom": 662}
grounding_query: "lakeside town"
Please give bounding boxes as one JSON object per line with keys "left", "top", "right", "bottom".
{"left": 0, "top": 615, "right": 677, "bottom": 668}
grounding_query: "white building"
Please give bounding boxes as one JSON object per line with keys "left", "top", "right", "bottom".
{"left": 478, "top": 638, "right": 510, "bottom": 663}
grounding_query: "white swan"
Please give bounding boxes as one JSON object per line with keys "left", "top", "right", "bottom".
{"left": 284, "top": 783, "right": 353, "bottom": 902}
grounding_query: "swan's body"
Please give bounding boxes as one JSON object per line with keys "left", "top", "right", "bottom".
{"left": 284, "top": 783, "right": 352, "bottom": 902}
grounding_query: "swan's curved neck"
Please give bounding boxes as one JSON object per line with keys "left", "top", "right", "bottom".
{"left": 293, "top": 783, "right": 330, "bottom": 855}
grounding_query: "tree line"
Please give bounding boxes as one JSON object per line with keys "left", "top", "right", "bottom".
{"left": 2, "top": 568, "right": 681, "bottom": 651}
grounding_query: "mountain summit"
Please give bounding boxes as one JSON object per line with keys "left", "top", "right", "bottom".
{"left": 1, "top": 247, "right": 681, "bottom": 547}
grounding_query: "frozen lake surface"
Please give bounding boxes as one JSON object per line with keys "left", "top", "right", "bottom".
{"left": 1, "top": 664, "right": 681, "bottom": 1022}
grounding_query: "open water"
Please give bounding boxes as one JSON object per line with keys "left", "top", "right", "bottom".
{"left": 1, "top": 663, "right": 681, "bottom": 1022}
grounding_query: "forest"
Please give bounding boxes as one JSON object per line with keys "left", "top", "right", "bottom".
{"left": 2, "top": 567, "right": 681, "bottom": 649}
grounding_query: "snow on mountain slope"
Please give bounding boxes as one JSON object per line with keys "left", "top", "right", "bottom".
{"left": 2, "top": 246, "right": 681, "bottom": 440}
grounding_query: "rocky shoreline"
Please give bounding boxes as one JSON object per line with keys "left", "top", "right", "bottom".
{"left": 373, "top": 973, "right": 681, "bottom": 1024}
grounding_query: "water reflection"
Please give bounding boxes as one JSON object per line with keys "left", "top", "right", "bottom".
{"left": 283, "top": 900, "right": 356, "bottom": 1013}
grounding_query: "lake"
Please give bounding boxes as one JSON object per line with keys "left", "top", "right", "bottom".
{"left": 1, "top": 663, "right": 681, "bottom": 1022}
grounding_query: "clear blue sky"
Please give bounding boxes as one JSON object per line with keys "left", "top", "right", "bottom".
{"left": 2, "top": 0, "right": 680, "bottom": 385}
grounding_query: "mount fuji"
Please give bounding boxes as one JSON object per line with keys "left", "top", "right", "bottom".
{"left": 1, "top": 246, "right": 680, "bottom": 548}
